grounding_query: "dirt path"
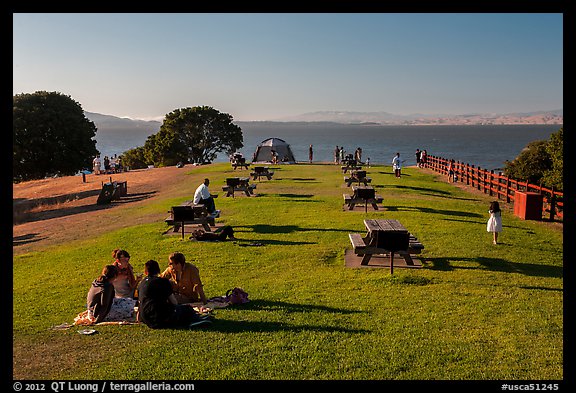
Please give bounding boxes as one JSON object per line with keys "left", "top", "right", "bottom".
{"left": 13, "top": 165, "right": 201, "bottom": 255}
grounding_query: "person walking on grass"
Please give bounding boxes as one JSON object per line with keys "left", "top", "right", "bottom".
{"left": 487, "top": 201, "right": 503, "bottom": 245}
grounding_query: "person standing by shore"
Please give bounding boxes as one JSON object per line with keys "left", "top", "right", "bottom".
{"left": 415, "top": 149, "right": 421, "bottom": 167}
{"left": 334, "top": 146, "right": 340, "bottom": 164}
{"left": 392, "top": 152, "right": 404, "bottom": 178}
{"left": 309, "top": 145, "right": 313, "bottom": 164}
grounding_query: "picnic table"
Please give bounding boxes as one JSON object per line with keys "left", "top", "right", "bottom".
{"left": 250, "top": 166, "right": 274, "bottom": 181}
{"left": 231, "top": 157, "right": 250, "bottom": 170}
{"left": 348, "top": 219, "right": 424, "bottom": 274}
{"left": 343, "top": 185, "right": 383, "bottom": 212}
{"left": 164, "top": 200, "right": 216, "bottom": 239}
{"left": 344, "top": 170, "right": 372, "bottom": 187}
{"left": 96, "top": 178, "right": 127, "bottom": 205}
{"left": 341, "top": 159, "right": 362, "bottom": 173}
{"left": 222, "top": 177, "right": 256, "bottom": 197}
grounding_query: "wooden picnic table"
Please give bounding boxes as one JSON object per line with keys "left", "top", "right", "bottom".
{"left": 348, "top": 219, "right": 424, "bottom": 274}
{"left": 343, "top": 185, "right": 383, "bottom": 212}
{"left": 165, "top": 200, "right": 216, "bottom": 239}
{"left": 222, "top": 177, "right": 256, "bottom": 197}
{"left": 344, "top": 170, "right": 372, "bottom": 187}
{"left": 231, "top": 157, "right": 250, "bottom": 170}
{"left": 251, "top": 166, "right": 274, "bottom": 181}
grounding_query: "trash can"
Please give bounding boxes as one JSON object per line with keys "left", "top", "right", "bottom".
{"left": 514, "top": 191, "right": 544, "bottom": 220}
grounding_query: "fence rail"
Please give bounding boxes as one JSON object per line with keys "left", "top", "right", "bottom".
{"left": 423, "top": 155, "right": 563, "bottom": 221}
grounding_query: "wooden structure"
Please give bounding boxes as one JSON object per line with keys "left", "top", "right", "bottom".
{"left": 344, "top": 170, "right": 372, "bottom": 187}
{"left": 96, "top": 179, "right": 127, "bottom": 205}
{"left": 165, "top": 201, "right": 216, "bottom": 239}
{"left": 424, "top": 154, "right": 563, "bottom": 221}
{"left": 343, "top": 185, "right": 383, "bottom": 212}
{"left": 250, "top": 166, "right": 274, "bottom": 181}
{"left": 348, "top": 219, "right": 424, "bottom": 274}
{"left": 222, "top": 177, "right": 256, "bottom": 197}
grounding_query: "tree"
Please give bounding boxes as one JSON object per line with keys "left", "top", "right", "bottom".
{"left": 150, "top": 106, "right": 243, "bottom": 166}
{"left": 542, "top": 128, "right": 563, "bottom": 191}
{"left": 13, "top": 91, "right": 99, "bottom": 182}
{"left": 504, "top": 140, "right": 552, "bottom": 186}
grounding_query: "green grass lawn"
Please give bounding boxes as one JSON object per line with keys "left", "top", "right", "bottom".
{"left": 12, "top": 163, "right": 563, "bottom": 380}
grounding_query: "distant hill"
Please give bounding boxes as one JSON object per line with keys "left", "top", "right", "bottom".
{"left": 273, "top": 109, "right": 563, "bottom": 125}
{"left": 84, "top": 112, "right": 161, "bottom": 135}
{"left": 85, "top": 109, "right": 563, "bottom": 131}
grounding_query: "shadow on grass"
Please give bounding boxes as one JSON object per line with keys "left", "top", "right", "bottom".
{"left": 277, "top": 178, "right": 318, "bottom": 182}
{"left": 385, "top": 184, "right": 479, "bottom": 201}
{"left": 383, "top": 205, "right": 483, "bottom": 218}
{"left": 200, "top": 299, "right": 369, "bottom": 333}
{"left": 236, "top": 224, "right": 356, "bottom": 234}
{"left": 234, "top": 239, "right": 316, "bottom": 246}
{"left": 13, "top": 233, "right": 47, "bottom": 246}
{"left": 426, "top": 256, "right": 563, "bottom": 278}
{"left": 203, "top": 319, "right": 370, "bottom": 334}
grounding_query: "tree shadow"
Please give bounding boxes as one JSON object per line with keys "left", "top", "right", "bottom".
{"left": 278, "top": 178, "right": 318, "bottom": 182}
{"left": 199, "top": 299, "right": 369, "bottom": 333}
{"left": 426, "top": 256, "right": 563, "bottom": 278}
{"left": 13, "top": 191, "right": 157, "bottom": 224}
{"left": 236, "top": 224, "right": 356, "bottom": 234}
{"left": 234, "top": 239, "right": 316, "bottom": 246}
{"left": 383, "top": 205, "right": 483, "bottom": 218}
{"left": 13, "top": 233, "right": 47, "bottom": 246}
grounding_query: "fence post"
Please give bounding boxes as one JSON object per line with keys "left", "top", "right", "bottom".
{"left": 489, "top": 170, "right": 494, "bottom": 196}
{"left": 549, "top": 186, "right": 556, "bottom": 221}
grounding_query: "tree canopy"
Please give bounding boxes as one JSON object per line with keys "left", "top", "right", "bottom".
{"left": 504, "top": 127, "right": 563, "bottom": 191}
{"left": 13, "top": 91, "right": 99, "bottom": 182}
{"left": 122, "top": 106, "right": 243, "bottom": 169}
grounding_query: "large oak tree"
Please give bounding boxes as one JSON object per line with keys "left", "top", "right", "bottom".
{"left": 13, "top": 91, "right": 99, "bottom": 182}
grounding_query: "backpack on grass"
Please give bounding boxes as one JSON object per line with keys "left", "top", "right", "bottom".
{"left": 225, "top": 287, "right": 249, "bottom": 305}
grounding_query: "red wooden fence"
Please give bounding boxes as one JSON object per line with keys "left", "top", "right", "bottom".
{"left": 423, "top": 155, "right": 563, "bottom": 221}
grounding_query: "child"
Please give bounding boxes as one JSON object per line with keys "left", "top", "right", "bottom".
{"left": 487, "top": 201, "right": 502, "bottom": 244}
{"left": 366, "top": 157, "right": 371, "bottom": 168}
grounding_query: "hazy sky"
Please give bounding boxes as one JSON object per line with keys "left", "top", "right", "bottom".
{"left": 13, "top": 13, "right": 563, "bottom": 121}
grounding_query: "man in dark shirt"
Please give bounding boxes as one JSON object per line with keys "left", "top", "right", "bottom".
{"left": 137, "top": 260, "right": 211, "bottom": 329}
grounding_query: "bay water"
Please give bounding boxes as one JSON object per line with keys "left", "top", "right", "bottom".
{"left": 96, "top": 123, "right": 561, "bottom": 172}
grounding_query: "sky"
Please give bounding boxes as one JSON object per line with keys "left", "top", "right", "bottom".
{"left": 13, "top": 13, "right": 563, "bottom": 122}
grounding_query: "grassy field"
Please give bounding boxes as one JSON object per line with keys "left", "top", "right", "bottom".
{"left": 12, "top": 163, "right": 563, "bottom": 381}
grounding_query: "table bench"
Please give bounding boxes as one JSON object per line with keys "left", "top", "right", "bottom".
{"left": 165, "top": 201, "right": 216, "bottom": 239}
{"left": 251, "top": 166, "right": 274, "bottom": 181}
{"left": 222, "top": 177, "right": 257, "bottom": 197}
{"left": 344, "top": 170, "right": 372, "bottom": 187}
{"left": 231, "top": 157, "right": 250, "bottom": 170}
{"left": 348, "top": 219, "right": 424, "bottom": 273}
{"left": 96, "top": 179, "right": 128, "bottom": 205}
{"left": 343, "top": 185, "right": 383, "bottom": 212}
{"left": 341, "top": 165, "right": 362, "bottom": 173}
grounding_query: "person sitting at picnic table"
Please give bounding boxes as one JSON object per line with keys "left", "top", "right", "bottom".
{"left": 160, "top": 252, "right": 207, "bottom": 305}
{"left": 191, "top": 225, "right": 236, "bottom": 241}
{"left": 137, "top": 259, "right": 211, "bottom": 329}
{"left": 193, "top": 178, "right": 220, "bottom": 218}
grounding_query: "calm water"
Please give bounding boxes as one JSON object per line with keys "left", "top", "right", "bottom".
{"left": 96, "top": 123, "right": 561, "bottom": 172}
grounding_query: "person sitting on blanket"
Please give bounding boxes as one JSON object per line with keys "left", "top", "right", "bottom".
{"left": 109, "top": 248, "right": 138, "bottom": 320}
{"left": 191, "top": 225, "right": 236, "bottom": 241}
{"left": 137, "top": 260, "right": 211, "bottom": 329}
{"left": 85, "top": 264, "right": 119, "bottom": 324}
{"left": 160, "top": 252, "right": 207, "bottom": 305}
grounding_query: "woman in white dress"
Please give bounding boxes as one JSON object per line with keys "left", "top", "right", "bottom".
{"left": 487, "top": 201, "right": 503, "bottom": 245}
